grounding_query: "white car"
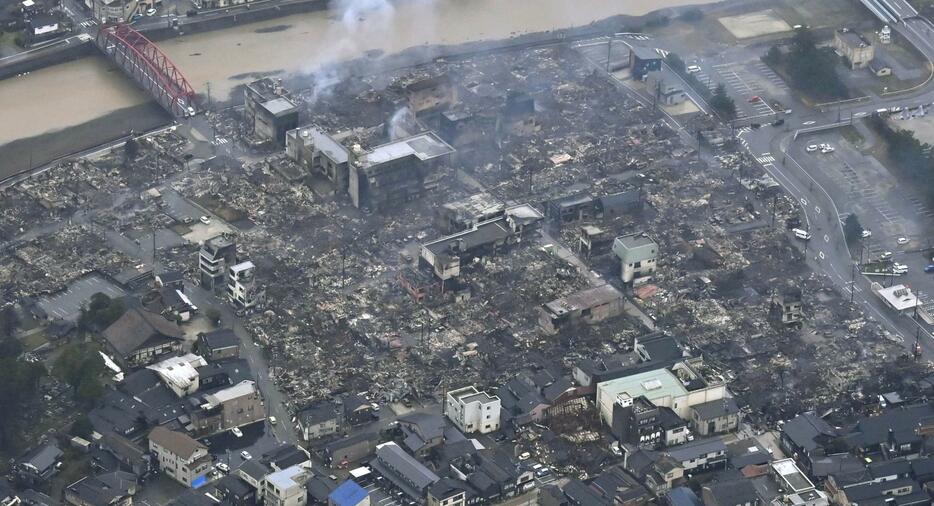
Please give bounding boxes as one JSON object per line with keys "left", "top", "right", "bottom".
{"left": 880, "top": 251, "right": 893, "bottom": 260}
{"left": 897, "top": 237, "right": 910, "bottom": 245}
{"left": 686, "top": 65, "right": 701, "bottom": 74}
{"left": 861, "top": 230, "right": 872, "bottom": 238}
{"left": 240, "top": 451, "right": 252, "bottom": 460}
{"left": 146, "top": 8, "right": 156, "bottom": 15}
{"left": 820, "top": 143, "right": 835, "bottom": 153}
{"left": 230, "top": 427, "right": 243, "bottom": 438}
{"left": 200, "top": 215, "right": 211, "bottom": 225}
{"left": 793, "top": 228, "right": 811, "bottom": 241}
{"left": 806, "top": 144, "right": 819, "bottom": 153}
{"left": 216, "top": 463, "right": 229, "bottom": 473}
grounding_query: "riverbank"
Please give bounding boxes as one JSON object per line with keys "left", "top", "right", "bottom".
{"left": 0, "top": 101, "right": 170, "bottom": 181}
{"left": 0, "top": 0, "right": 723, "bottom": 180}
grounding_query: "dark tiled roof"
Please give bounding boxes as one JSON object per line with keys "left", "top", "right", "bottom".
{"left": 692, "top": 397, "right": 739, "bottom": 420}
{"left": 782, "top": 412, "right": 837, "bottom": 452}
{"left": 103, "top": 308, "right": 182, "bottom": 356}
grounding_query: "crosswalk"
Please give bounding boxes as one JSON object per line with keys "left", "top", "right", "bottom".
{"left": 78, "top": 19, "right": 98, "bottom": 28}
{"left": 756, "top": 153, "right": 776, "bottom": 164}
{"left": 216, "top": 137, "right": 229, "bottom": 145}
{"left": 628, "top": 34, "right": 651, "bottom": 41}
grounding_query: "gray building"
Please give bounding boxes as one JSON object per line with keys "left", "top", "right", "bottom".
{"left": 244, "top": 79, "right": 299, "bottom": 145}
{"left": 199, "top": 236, "right": 237, "bottom": 292}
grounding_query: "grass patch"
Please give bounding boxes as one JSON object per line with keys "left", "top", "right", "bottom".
{"left": 19, "top": 331, "right": 49, "bottom": 352}
{"left": 839, "top": 125, "right": 865, "bottom": 148}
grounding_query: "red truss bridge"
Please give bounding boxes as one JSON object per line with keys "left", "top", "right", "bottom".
{"left": 95, "top": 23, "right": 197, "bottom": 118}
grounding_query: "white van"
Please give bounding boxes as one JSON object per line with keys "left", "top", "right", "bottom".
{"left": 793, "top": 229, "right": 811, "bottom": 240}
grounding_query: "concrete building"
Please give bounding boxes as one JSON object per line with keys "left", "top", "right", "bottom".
{"left": 263, "top": 466, "right": 309, "bottom": 506}
{"left": 596, "top": 359, "right": 729, "bottom": 429}
{"left": 613, "top": 233, "right": 658, "bottom": 284}
{"left": 286, "top": 126, "right": 352, "bottom": 192}
{"left": 93, "top": 0, "right": 136, "bottom": 23}
{"left": 348, "top": 132, "right": 454, "bottom": 211}
{"left": 244, "top": 79, "right": 299, "bottom": 145}
{"left": 538, "top": 284, "right": 624, "bottom": 335}
{"left": 227, "top": 261, "right": 266, "bottom": 311}
{"left": 629, "top": 46, "right": 662, "bottom": 78}
{"left": 191, "top": 380, "right": 265, "bottom": 436}
{"left": 444, "top": 386, "right": 501, "bottom": 434}
{"left": 772, "top": 287, "right": 803, "bottom": 326}
{"left": 199, "top": 236, "right": 237, "bottom": 292}
{"left": 690, "top": 397, "right": 740, "bottom": 436}
{"left": 148, "top": 427, "right": 211, "bottom": 488}
{"left": 834, "top": 28, "right": 874, "bottom": 69}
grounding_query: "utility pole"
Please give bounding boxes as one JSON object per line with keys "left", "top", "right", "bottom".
{"left": 850, "top": 261, "right": 857, "bottom": 304}
{"left": 206, "top": 81, "right": 216, "bottom": 143}
{"left": 606, "top": 38, "right": 612, "bottom": 72}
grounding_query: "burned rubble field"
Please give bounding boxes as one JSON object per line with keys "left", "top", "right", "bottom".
{"left": 1, "top": 43, "right": 924, "bottom": 435}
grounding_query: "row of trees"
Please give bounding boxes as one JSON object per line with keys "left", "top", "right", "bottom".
{"left": 763, "top": 28, "right": 848, "bottom": 101}
{"left": 869, "top": 115, "right": 934, "bottom": 203}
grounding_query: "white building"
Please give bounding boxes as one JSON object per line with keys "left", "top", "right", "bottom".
{"left": 147, "top": 353, "right": 207, "bottom": 397}
{"left": 263, "top": 465, "right": 309, "bottom": 506}
{"left": 445, "top": 386, "right": 501, "bottom": 434}
{"left": 227, "top": 261, "right": 266, "bottom": 310}
{"left": 875, "top": 283, "right": 920, "bottom": 312}
{"left": 148, "top": 427, "right": 212, "bottom": 488}
{"left": 612, "top": 234, "right": 658, "bottom": 284}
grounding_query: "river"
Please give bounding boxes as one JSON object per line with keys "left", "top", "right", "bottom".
{"left": 0, "top": 0, "right": 718, "bottom": 147}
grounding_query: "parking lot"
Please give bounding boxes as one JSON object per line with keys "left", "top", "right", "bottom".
{"left": 37, "top": 273, "right": 125, "bottom": 321}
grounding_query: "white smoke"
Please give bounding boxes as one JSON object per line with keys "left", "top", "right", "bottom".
{"left": 304, "top": 0, "right": 440, "bottom": 103}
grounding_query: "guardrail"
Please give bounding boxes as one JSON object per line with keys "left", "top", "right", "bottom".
{"left": 793, "top": 120, "right": 853, "bottom": 140}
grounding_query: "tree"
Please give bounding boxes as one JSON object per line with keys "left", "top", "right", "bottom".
{"left": 0, "top": 337, "right": 23, "bottom": 359}
{"left": 78, "top": 293, "right": 125, "bottom": 332}
{"left": 844, "top": 214, "right": 864, "bottom": 244}
{"left": 54, "top": 343, "right": 105, "bottom": 403}
{"left": 0, "top": 305, "right": 19, "bottom": 338}
{"left": 124, "top": 137, "right": 139, "bottom": 163}
{"left": 763, "top": 45, "right": 783, "bottom": 66}
{"left": 205, "top": 307, "right": 222, "bottom": 326}
{"left": 71, "top": 415, "right": 94, "bottom": 439}
{"left": 710, "top": 83, "right": 737, "bottom": 120}
{"left": 0, "top": 357, "right": 46, "bottom": 450}
{"left": 785, "top": 27, "right": 847, "bottom": 100}
{"left": 679, "top": 7, "right": 703, "bottom": 22}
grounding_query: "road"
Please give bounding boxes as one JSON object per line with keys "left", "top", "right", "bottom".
{"left": 734, "top": 0, "right": 934, "bottom": 356}
{"left": 185, "top": 282, "right": 298, "bottom": 445}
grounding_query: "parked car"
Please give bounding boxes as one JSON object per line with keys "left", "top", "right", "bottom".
{"left": 268, "top": 416, "right": 277, "bottom": 425}
{"left": 924, "top": 264, "right": 934, "bottom": 273}
{"left": 231, "top": 427, "right": 243, "bottom": 438}
{"left": 200, "top": 215, "right": 211, "bottom": 225}
{"left": 216, "top": 463, "right": 229, "bottom": 473}
{"left": 880, "top": 251, "right": 893, "bottom": 260}
{"left": 793, "top": 228, "right": 811, "bottom": 241}
{"left": 686, "top": 65, "right": 701, "bottom": 74}
{"left": 772, "top": 119, "right": 784, "bottom": 127}
{"left": 806, "top": 144, "right": 819, "bottom": 153}
{"left": 146, "top": 8, "right": 157, "bottom": 15}
{"left": 748, "top": 95, "right": 761, "bottom": 103}
{"left": 897, "top": 236, "right": 910, "bottom": 245}
{"left": 240, "top": 451, "right": 252, "bottom": 460}
{"left": 861, "top": 230, "right": 872, "bottom": 238}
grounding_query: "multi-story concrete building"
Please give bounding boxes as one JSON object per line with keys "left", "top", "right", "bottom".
{"left": 596, "top": 358, "right": 729, "bottom": 430}
{"left": 227, "top": 261, "right": 266, "bottom": 310}
{"left": 199, "top": 236, "right": 237, "bottom": 292}
{"left": 263, "top": 466, "right": 309, "bottom": 506}
{"left": 538, "top": 284, "right": 624, "bottom": 335}
{"left": 445, "top": 386, "right": 501, "bottom": 434}
{"left": 612, "top": 233, "right": 658, "bottom": 284}
{"left": 148, "top": 427, "right": 211, "bottom": 488}
{"left": 286, "top": 126, "right": 352, "bottom": 192}
{"left": 244, "top": 79, "right": 299, "bottom": 146}
{"left": 834, "top": 28, "right": 874, "bottom": 69}
{"left": 191, "top": 380, "right": 265, "bottom": 436}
